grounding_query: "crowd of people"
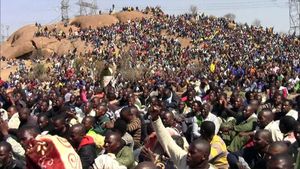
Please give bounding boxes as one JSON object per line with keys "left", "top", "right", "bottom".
{"left": 0, "top": 6, "right": 300, "bottom": 169}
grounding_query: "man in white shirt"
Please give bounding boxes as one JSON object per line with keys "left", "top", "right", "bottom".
{"left": 192, "top": 102, "right": 220, "bottom": 140}
{"left": 282, "top": 99, "right": 298, "bottom": 120}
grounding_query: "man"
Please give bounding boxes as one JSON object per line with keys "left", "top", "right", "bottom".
{"left": 265, "top": 141, "right": 289, "bottom": 160}
{"left": 162, "top": 88, "right": 180, "bottom": 110}
{"left": 282, "top": 99, "right": 298, "bottom": 120}
{"left": 227, "top": 105, "right": 257, "bottom": 152}
{"left": 52, "top": 115, "right": 69, "bottom": 138}
{"left": 192, "top": 102, "right": 220, "bottom": 140}
{"left": 68, "top": 124, "right": 97, "bottom": 169}
{"left": 288, "top": 122, "right": 300, "bottom": 161}
{"left": 83, "top": 102, "right": 96, "bottom": 117}
{"left": 82, "top": 116, "right": 105, "bottom": 151}
{"left": 0, "top": 141, "right": 24, "bottom": 169}
{"left": 9, "top": 107, "right": 37, "bottom": 136}
{"left": 227, "top": 130, "right": 272, "bottom": 169}
{"left": 257, "top": 109, "right": 283, "bottom": 141}
{"left": 134, "top": 161, "right": 157, "bottom": 169}
{"left": 161, "top": 111, "right": 183, "bottom": 135}
{"left": 150, "top": 105, "right": 215, "bottom": 169}
{"left": 103, "top": 132, "right": 135, "bottom": 168}
{"left": 17, "top": 125, "right": 82, "bottom": 169}
{"left": 37, "top": 114, "right": 55, "bottom": 135}
{"left": 94, "top": 104, "right": 110, "bottom": 135}
{"left": 200, "top": 121, "right": 228, "bottom": 169}
{"left": 266, "top": 154, "right": 294, "bottom": 169}
{"left": 120, "top": 106, "right": 141, "bottom": 149}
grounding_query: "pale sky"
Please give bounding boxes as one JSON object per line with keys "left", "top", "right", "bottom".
{"left": 0, "top": 0, "right": 290, "bottom": 37}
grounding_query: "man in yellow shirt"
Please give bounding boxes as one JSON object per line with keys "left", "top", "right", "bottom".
{"left": 200, "top": 121, "right": 229, "bottom": 169}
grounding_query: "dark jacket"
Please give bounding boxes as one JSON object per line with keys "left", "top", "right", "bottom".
{"left": 77, "top": 136, "right": 97, "bottom": 169}
{"left": 1, "top": 159, "right": 24, "bottom": 169}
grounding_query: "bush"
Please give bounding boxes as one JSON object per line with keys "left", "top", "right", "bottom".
{"left": 29, "top": 63, "right": 48, "bottom": 81}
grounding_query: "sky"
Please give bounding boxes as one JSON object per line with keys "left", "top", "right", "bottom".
{"left": 0, "top": 0, "right": 290, "bottom": 38}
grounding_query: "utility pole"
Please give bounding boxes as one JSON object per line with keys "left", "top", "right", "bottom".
{"left": 0, "top": 24, "right": 9, "bottom": 43}
{"left": 61, "top": 0, "right": 69, "bottom": 21}
{"left": 77, "top": 0, "right": 98, "bottom": 16}
{"left": 289, "top": 0, "right": 300, "bottom": 35}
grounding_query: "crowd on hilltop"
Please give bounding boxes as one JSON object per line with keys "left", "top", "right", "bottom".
{"left": 0, "top": 6, "right": 300, "bottom": 169}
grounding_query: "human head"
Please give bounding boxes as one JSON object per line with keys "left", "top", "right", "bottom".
{"left": 134, "top": 161, "right": 156, "bottom": 169}
{"left": 186, "top": 138, "right": 211, "bottom": 168}
{"left": 17, "top": 125, "right": 41, "bottom": 150}
{"left": 112, "top": 118, "right": 127, "bottom": 136}
{"left": 40, "top": 100, "right": 49, "bottom": 112}
{"left": 95, "top": 104, "right": 107, "bottom": 117}
{"left": 83, "top": 102, "right": 93, "bottom": 115}
{"left": 243, "top": 105, "right": 255, "bottom": 119}
{"left": 200, "top": 121, "right": 215, "bottom": 141}
{"left": 161, "top": 111, "right": 175, "bottom": 127}
{"left": 104, "top": 132, "right": 123, "bottom": 154}
{"left": 233, "top": 97, "right": 244, "bottom": 109}
{"left": 6, "top": 106, "right": 17, "bottom": 118}
{"left": 0, "top": 141, "right": 13, "bottom": 167}
{"left": 294, "top": 122, "right": 300, "bottom": 144}
{"left": 258, "top": 109, "right": 274, "bottom": 129}
{"left": 54, "top": 96, "right": 64, "bottom": 108}
{"left": 266, "top": 154, "right": 294, "bottom": 169}
{"left": 192, "top": 101, "right": 202, "bottom": 115}
{"left": 201, "top": 102, "right": 211, "bottom": 119}
{"left": 279, "top": 116, "right": 297, "bottom": 134}
{"left": 282, "top": 100, "right": 293, "bottom": 113}
{"left": 68, "top": 124, "right": 86, "bottom": 148}
{"left": 92, "top": 97, "right": 101, "bottom": 109}
{"left": 82, "top": 116, "right": 95, "bottom": 131}
{"left": 253, "top": 129, "right": 272, "bottom": 151}
{"left": 120, "top": 106, "right": 135, "bottom": 123}
{"left": 265, "top": 141, "right": 289, "bottom": 160}
{"left": 18, "top": 107, "right": 30, "bottom": 122}
{"left": 37, "top": 114, "right": 50, "bottom": 130}
{"left": 52, "top": 115, "right": 67, "bottom": 134}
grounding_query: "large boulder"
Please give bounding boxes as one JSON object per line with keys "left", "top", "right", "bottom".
{"left": 114, "top": 11, "right": 150, "bottom": 23}
{"left": 69, "top": 14, "right": 119, "bottom": 29}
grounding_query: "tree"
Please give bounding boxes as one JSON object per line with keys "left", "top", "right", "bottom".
{"left": 190, "top": 5, "right": 198, "bottom": 16}
{"left": 224, "top": 13, "right": 236, "bottom": 21}
{"left": 252, "top": 19, "right": 262, "bottom": 27}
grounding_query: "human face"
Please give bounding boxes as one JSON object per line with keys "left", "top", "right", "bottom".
{"left": 253, "top": 133, "right": 268, "bottom": 150}
{"left": 123, "top": 111, "right": 135, "bottom": 123}
{"left": 0, "top": 146, "right": 10, "bottom": 167}
{"left": 18, "top": 130, "right": 35, "bottom": 150}
{"left": 192, "top": 102, "right": 201, "bottom": 114}
{"left": 186, "top": 143, "right": 204, "bottom": 168}
{"left": 258, "top": 112, "right": 270, "bottom": 129}
{"left": 294, "top": 125, "right": 300, "bottom": 144}
{"left": 267, "top": 160, "right": 293, "bottom": 169}
{"left": 104, "top": 135, "right": 120, "bottom": 154}
{"left": 201, "top": 104, "right": 210, "bottom": 119}
{"left": 38, "top": 116, "right": 48, "bottom": 129}
{"left": 82, "top": 118, "right": 93, "bottom": 131}
{"left": 18, "top": 109, "right": 29, "bottom": 122}
{"left": 282, "top": 101, "right": 291, "bottom": 113}
{"left": 40, "top": 102, "right": 48, "bottom": 112}
{"left": 243, "top": 106, "right": 253, "bottom": 119}
{"left": 162, "top": 113, "right": 174, "bottom": 127}
{"left": 68, "top": 129, "right": 82, "bottom": 147}
{"left": 53, "top": 120, "right": 65, "bottom": 133}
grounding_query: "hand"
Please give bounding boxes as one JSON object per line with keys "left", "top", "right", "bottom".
{"left": 149, "top": 105, "right": 161, "bottom": 121}
{"left": 105, "top": 120, "right": 115, "bottom": 129}
{"left": 140, "top": 147, "right": 156, "bottom": 162}
{"left": 239, "top": 132, "right": 249, "bottom": 137}
{"left": 0, "top": 119, "right": 9, "bottom": 137}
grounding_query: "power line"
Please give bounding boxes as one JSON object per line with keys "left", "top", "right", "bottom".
{"left": 289, "top": 0, "right": 300, "bottom": 35}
